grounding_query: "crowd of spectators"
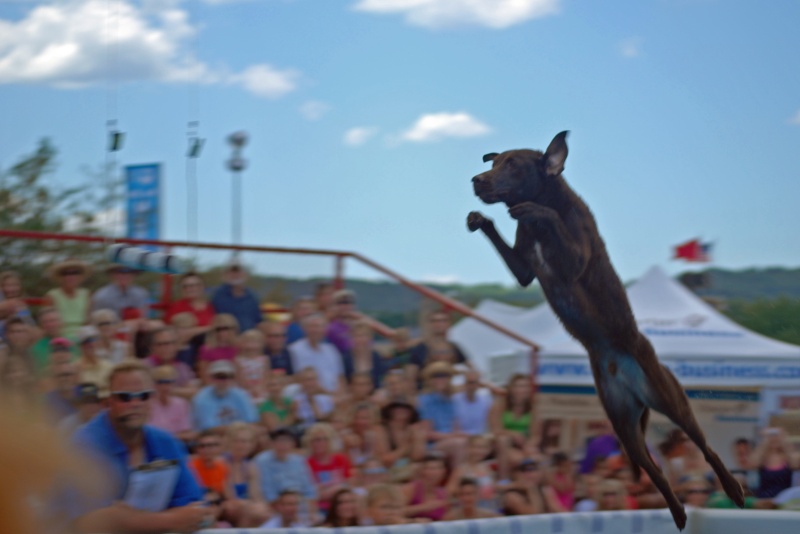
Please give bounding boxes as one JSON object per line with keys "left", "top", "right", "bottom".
{"left": 0, "top": 258, "right": 799, "bottom": 533}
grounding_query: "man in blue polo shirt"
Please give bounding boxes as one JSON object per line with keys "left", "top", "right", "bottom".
{"left": 192, "top": 360, "right": 259, "bottom": 431}
{"left": 70, "top": 361, "right": 214, "bottom": 533}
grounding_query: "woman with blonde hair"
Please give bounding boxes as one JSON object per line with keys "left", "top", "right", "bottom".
{"left": 223, "top": 422, "right": 271, "bottom": 526}
{"left": 90, "top": 309, "right": 132, "bottom": 363}
{"left": 235, "top": 329, "right": 270, "bottom": 401}
{"left": 340, "top": 401, "right": 381, "bottom": 468}
{"left": 750, "top": 426, "right": 800, "bottom": 498}
{"left": 304, "top": 422, "right": 354, "bottom": 511}
{"left": 199, "top": 313, "right": 240, "bottom": 382}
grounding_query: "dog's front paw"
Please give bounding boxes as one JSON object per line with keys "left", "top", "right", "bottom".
{"left": 467, "top": 211, "right": 490, "bottom": 232}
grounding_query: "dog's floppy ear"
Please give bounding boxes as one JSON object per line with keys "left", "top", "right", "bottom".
{"left": 544, "top": 131, "right": 569, "bottom": 176}
{"left": 482, "top": 152, "right": 499, "bottom": 163}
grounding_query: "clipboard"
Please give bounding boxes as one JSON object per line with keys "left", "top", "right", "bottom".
{"left": 122, "top": 459, "right": 180, "bottom": 512}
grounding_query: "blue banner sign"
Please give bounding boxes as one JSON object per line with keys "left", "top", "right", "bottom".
{"left": 125, "top": 164, "right": 161, "bottom": 248}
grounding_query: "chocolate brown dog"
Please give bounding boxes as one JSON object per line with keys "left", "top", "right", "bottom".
{"left": 467, "top": 131, "right": 744, "bottom": 530}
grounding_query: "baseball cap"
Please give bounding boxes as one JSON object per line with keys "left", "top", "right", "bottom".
{"left": 77, "top": 325, "right": 100, "bottom": 345}
{"left": 208, "top": 360, "right": 236, "bottom": 376}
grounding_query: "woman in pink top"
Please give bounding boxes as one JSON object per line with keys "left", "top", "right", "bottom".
{"left": 548, "top": 452, "right": 576, "bottom": 511}
{"left": 147, "top": 365, "right": 196, "bottom": 443}
{"left": 199, "top": 313, "right": 240, "bottom": 383}
{"left": 404, "top": 454, "right": 450, "bottom": 521}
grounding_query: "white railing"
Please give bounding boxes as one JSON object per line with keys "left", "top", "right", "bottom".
{"left": 202, "top": 508, "right": 800, "bottom": 534}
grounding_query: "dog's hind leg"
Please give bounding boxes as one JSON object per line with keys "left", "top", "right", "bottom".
{"left": 617, "top": 421, "right": 687, "bottom": 530}
{"left": 646, "top": 366, "right": 745, "bottom": 509}
{"left": 598, "top": 383, "right": 687, "bottom": 530}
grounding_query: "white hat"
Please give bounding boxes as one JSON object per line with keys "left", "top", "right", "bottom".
{"left": 77, "top": 325, "right": 100, "bottom": 344}
{"left": 208, "top": 360, "right": 236, "bottom": 376}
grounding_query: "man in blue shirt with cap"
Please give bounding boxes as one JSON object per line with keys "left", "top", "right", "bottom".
{"left": 71, "top": 360, "right": 214, "bottom": 533}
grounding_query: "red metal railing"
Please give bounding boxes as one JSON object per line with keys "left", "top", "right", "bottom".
{"left": 1, "top": 228, "right": 539, "bottom": 357}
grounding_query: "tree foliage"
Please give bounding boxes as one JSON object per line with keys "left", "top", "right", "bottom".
{"left": 724, "top": 298, "right": 800, "bottom": 345}
{"left": 0, "top": 139, "right": 120, "bottom": 295}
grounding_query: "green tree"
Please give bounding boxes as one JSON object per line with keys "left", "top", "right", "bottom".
{"left": 0, "top": 139, "right": 120, "bottom": 295}
{"left": 724, "top": 298, "right": 800, "bottom": 345}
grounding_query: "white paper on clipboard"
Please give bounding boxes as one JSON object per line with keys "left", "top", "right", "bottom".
{"left": 122, "top": 459, "right": 180, "bottom": 512}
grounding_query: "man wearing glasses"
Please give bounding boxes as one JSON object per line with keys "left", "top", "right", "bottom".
{"left": 192, "top": 360, "right": 258, "bottom": 432}
{"left": 70, "top": 361, "right": 214, "bottom": 533}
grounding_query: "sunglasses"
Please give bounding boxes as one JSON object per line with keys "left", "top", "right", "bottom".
{"left": 81, "top": 337, "right": 98, "bottom": 345}
{"left": 215, "top": 326, "right": 233, "bottom": 332}
{"left": 111, "top": 390, "right": 154, "bottom": 402}
{"left": 156, "top": 379, "right": 176, "bottom": 385}
{"left": 96, "top": 321, "right": 113, "bottom": 327}
{"left": 431, "top": 373, "right": 451, "bottom": 379}
{"left": 197, "top": 442, "right": 221, "bottom": 449}
{"left": 61, "top": 269, "right": 83, "bottom": 276}
{"left": 155, "top": 340, "right": 176, "bottom": 347}
{"left": 213, "top": 374, "right": 234, "bottom": 380}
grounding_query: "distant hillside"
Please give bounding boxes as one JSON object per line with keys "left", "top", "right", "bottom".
{"left": 691, "top": 267, "right": 800, "bottom": 300}
{"left": 217, "top": 266, "right": 800, "bottom": 344}
{"left": 246, "top": 275, "right": 545, "bottom": 327}
{"left": 245, "top": 266, "right": 800, "bottom": 330}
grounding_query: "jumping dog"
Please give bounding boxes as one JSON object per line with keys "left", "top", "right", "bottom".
{"left": 467, "top": 131, "right": 744, "bottom": 530}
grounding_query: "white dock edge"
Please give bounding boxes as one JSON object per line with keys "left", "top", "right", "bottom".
{"left": 200, "top": 508, "right": 800, "bottom": 534}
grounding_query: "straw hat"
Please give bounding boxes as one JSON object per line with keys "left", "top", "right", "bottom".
{"left": 47, "top": 258, "right": 91, "bottom": 281}
{"left": 423, "top": 361, "right": 455, "bottom": 381}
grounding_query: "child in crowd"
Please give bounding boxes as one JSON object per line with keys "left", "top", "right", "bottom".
{"left": 447, "top": 434, "right": 497, "bottom": 510}
{"left": 235, "top": 329, "right": 270, "bottom": 402}
{"left": 189, "top": 430, "right": 231, "bottom": 504}
{"left": 365, "top": 484, "right": 410, "bottom": 526}
{"left": 259, "top": 370, "right": 296, "bottom": 432}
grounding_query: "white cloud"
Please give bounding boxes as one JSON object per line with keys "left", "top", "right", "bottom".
{"left": 619, "top": 37, "right": 643, "bottom": 58}
{"left": 300, "top": 100, "right": 331, "bottom": 121}
{"left": 344, "top": 126, "right": 379, "bottom": 146}
{"left": 421, "top": 273, "right": 460, "bottom": 284}
{"left": 231, "top": 64, "right": 299, "bottom": 99}
{"left": 789, "top": 110, "right": 800, "bottom": 125}
{"left": 0, "top": 0, "right": 299, "bottom": 98}
{"left": 353, "top": 0, "right": 561, "bottom": 29}
{"left": 400, "top": 112, "right": 490, "bottom": 143}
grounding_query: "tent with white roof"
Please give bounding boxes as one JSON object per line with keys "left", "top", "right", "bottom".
{"left": 450, "top": 265, "right": 800, "bottom": 388}
{"left": 449, "top": 266, "right": 800, "bottom": 458}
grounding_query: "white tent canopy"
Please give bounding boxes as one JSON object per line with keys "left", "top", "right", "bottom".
{"left": 450, "top": 266, "right": 800, "bottom": 387}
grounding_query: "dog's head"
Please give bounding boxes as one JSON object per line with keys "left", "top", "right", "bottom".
{"left": 472, "top": 131, "right": 569, "bottom": 206}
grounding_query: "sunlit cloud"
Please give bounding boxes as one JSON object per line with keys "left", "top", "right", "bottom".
{"left": 344, "top": 126, "right": 379, "bottom": 146}
{"left": 619, "top": 37, "right": 643, "bottom": 58}
{"left": 0, "top": 0, "right": 299, "bottom": 98}
{"left": 400, "top": 112, "right": 491, "bottom": 143}
{"left": 353, "top": 0, "right": 561, "bottom": 29}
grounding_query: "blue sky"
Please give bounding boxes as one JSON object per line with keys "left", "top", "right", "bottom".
{"left": 1, "top": 0, "right": 799, "bottom": 287}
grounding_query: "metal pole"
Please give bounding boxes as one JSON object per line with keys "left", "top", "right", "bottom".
{"left": 232, "top": 170, "right": 242, "bottom": 247}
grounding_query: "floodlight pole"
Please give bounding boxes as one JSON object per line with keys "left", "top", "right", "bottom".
{"left": 226, "top": 131, "right": 248, "bottom": 256}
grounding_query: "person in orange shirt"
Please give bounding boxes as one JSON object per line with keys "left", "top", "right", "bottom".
{"left": 189, "top": 430, "right": 230, "bottom": 498}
